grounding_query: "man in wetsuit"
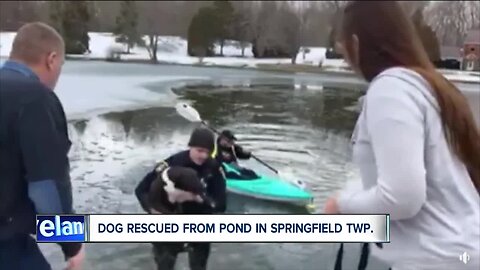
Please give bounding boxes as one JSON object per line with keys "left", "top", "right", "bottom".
{"left": 0, "top": 22, "right": 84, "bottom": 270}
{"left": 135, "top": 127, "right": 226, "bottom": 270}
{"left": 215, "top": 130, "right": 257, "bottom": 180}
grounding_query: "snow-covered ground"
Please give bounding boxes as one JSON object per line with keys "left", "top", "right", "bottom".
{"left": 0, "top": 31, "right": 337, "bottom": 68}
{"left": 1, "top": 31, "right": 479, "bottom": 83}
{"left": 295, "top": 47, "right": 326, "bottom": 66}
{"left": 0, "top": 32, "right": 290, "bottom": 67}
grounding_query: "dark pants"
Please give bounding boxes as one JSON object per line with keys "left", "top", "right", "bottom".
{"left": 152, "top": 242, "right": 210, "bottom": 270}
{"left": 0, "top": 234, "right": 51, "bottom": 270}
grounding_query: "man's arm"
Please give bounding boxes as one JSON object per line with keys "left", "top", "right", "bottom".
{"left": 134, "top": 170, "right": 156, "bottom": 212}
{"left": 18, "top": 95, "right": 81, "bottom": 259}
{"left": 207, "top": 164, "right": 227, "bottom": 213}
{"left": 234, "top": 144, "right": 251, "bottom": 160}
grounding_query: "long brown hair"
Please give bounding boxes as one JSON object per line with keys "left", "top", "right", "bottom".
{"left": 340, "top": 1, "right": 480, "bottom": 194}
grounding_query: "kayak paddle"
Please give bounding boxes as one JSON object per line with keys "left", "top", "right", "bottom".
{"left": 175, "top": 102, "right": 279, "bottom": 174}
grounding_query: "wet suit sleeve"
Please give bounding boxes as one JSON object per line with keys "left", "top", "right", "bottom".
{"left": 234, "top": 144, "right": 251, "bottom": 160}
{"left": 134, "top": 160, "right": 170, "bottom": 212}
{"left": 18, "top": 95, "right": 81, "bottom": 259}
{"left": 134, "top": 169, "right": 157, "bottom": 212}
{"left": 207, "top": 165, "right": 227, "bottom": 213}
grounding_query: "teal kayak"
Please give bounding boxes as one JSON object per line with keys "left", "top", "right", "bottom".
{"left": 222, "top": 163, "right": 314, "bottom": 205}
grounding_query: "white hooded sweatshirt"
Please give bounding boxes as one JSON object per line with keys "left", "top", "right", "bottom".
{"left": 338, "top": 67, "right": 480, "bottom": 270}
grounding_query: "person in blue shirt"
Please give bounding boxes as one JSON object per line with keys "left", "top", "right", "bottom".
{"left": 0, "top": 22, "right": 84, "bottom": 270}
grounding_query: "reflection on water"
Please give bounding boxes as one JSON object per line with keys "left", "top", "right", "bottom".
{"left": 41, "top": 83, "right": 388, "bottom": 270}
{"left": 176, "top": 85, "right": 363, "bottom": 202}
{"left": 176, "top": 84, "right": 360, "bottom": 135}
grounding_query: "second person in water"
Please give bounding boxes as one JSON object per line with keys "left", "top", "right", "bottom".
{"left": 215, "top": 130, "right": 258, "bottom": 180}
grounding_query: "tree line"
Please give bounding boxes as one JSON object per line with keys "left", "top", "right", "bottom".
{"left": 1, "top": 1, "right": 478, "bottom": 63}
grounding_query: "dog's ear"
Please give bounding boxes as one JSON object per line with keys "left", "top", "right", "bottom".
{"left": 161, "top": 168, "right": 176, "bottom": 193}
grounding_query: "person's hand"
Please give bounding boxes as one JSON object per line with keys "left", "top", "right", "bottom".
{"left": 324, "top": 195, "right": 340, "bottom": 214}
{"left": 66, "top": 244, "right": 85, "bottom": 270}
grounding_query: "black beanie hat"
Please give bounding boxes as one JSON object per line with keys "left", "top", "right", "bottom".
{"left": 220, "top": 130, "right": 237, "bottom": 141}
{"left": 188, "top": 127, "right": 215, "bottom": 152}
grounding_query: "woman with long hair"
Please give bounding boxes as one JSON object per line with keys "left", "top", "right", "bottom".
{"left": 324, "top": 1, "right": 480, "bottom": 269}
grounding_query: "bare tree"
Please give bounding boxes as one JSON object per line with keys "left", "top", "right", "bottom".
{"left": 0, "top": 1, "right": 41, "bottom": 31}
{"left": 230, "top": 1, "right": 255, "bottom": 57}
{"left": 89, "top": 1, "right": 121, "bottom": 32}
{"left": 249, "top": 1, "right": 283, "bottom": 58}
{"left": 137, "top": 1, "right": 182, "bottom": 62}
{"left": 138, "top": 1, "right": 161, "bottom": 62}
{"left": 239, "top": 1, "right": 323, "bottom": 59}
{"left": 424, "top": 1, "right": 480, "bottom": 46}
{"left": 399, "top": 1, "right": 428, "bottom": 17}
{"left": 300, "top": 4, "right": 330, "bottom": 46}
{"left": 318, "top": 1, "right": 349, "bottom": 48}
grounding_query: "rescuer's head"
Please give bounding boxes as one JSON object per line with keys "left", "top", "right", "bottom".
{"left": 188, "top": 128, "right": 215, "bottom": 165}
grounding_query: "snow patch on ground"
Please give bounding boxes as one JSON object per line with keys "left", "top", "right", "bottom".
{"left": 439, "top": 69, "right": 480, "bottom": 83}
{"left": 295, "top": 47, "right": 326, "bottom": 66}
{"left": 213, "top": 40, "right": 254, "bottom": 58}
{"left": 1, "top": 31, "right": 479, "bottom": 83}
{"left": 443, "top": 73, "right": 480, "bottom": 83}
{"left": 0, "top": 31, "right": 303, "bottom": 67}
{"left": 0, "top": 32, "right": 15, "bottom": 57}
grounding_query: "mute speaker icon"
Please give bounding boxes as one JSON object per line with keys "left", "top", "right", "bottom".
{"left": 459, "top": 252, "right": 470, "bottom": 264}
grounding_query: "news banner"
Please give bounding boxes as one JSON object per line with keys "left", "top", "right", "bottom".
{"left": 36, "top": 214, "right": 390, "bottom": 243}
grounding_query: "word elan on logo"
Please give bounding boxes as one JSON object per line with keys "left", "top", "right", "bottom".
{"left": 36, "top": 215, "right": 87, "bottom": 242}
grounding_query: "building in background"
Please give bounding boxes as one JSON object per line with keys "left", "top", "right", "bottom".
{"left": 462, "top": 29, "right": 480, "bottom": 71}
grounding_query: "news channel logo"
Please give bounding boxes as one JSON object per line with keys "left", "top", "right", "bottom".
{"left": 36, "top": 215, "right": 87, "bottom": 242}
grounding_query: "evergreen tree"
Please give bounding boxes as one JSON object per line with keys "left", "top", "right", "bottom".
{"left": 114, "top": 1, "right": 141, "bottom": 54}
{"left": 50, "top": 1, "right": 91, "bottom": 54}
{"left": 213, "top": 1, "right": 234, "bottom": 56}
{"left": 187, "top": 7, "right": 220, "bottom": 57}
